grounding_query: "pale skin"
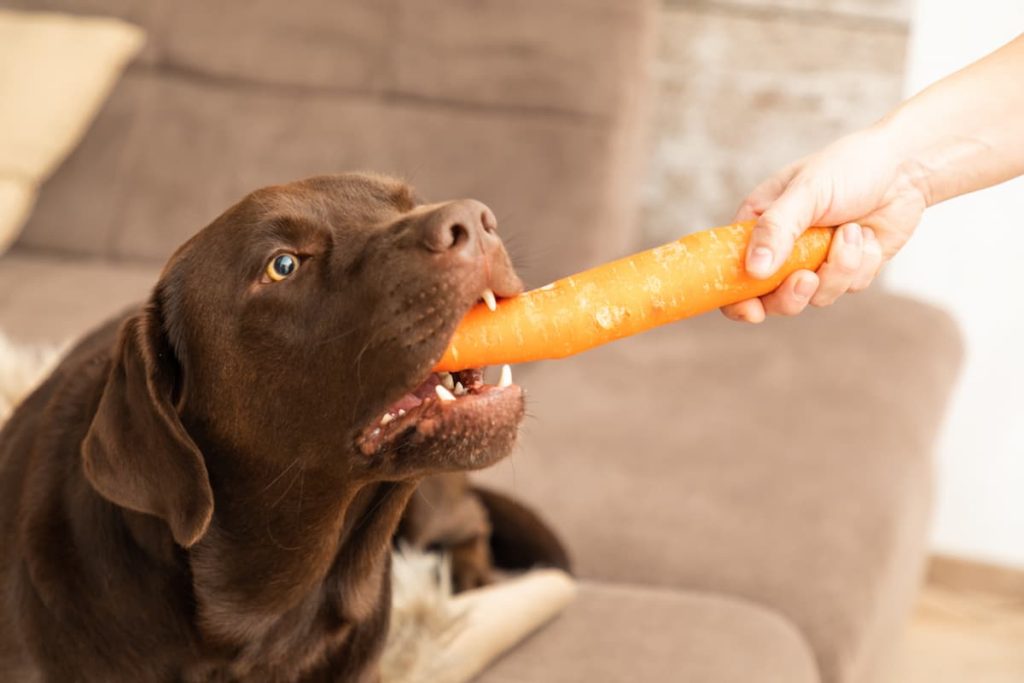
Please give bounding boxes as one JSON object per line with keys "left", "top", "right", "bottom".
{"left": 723, "top": 32, "right": 1024, "bottom": 323}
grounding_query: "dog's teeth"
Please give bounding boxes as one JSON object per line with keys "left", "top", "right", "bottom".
{"left": 439, "top": 371, "right": 455, "bottom": 391}
{"left": 435, "top": 384, "right": 456, "bottom": 402}
{"left": 481, "top": 288, "right": 497, "bottom": 312}
{"left": 498, "top": 364, "right": 513, "bottom": 388}
{"left": 380, "top": 414, "right": 394, "bottom": 426}
{"left": 397, "top": 409, "right": 406, "bottom": 417}
{"left": 454, "top": 381, "right": 466, "bottom": 396}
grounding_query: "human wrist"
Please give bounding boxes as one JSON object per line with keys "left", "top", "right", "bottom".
{"left": 871, "top": 108, "right": 940, "bottom": 208}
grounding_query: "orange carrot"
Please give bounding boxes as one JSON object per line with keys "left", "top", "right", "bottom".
{"left": 435, "top": 221, "right": 834, "bottom": 371}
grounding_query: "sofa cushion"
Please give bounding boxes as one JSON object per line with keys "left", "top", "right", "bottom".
{"left": 16, "top": 70, "right": 636, "bottom": 287}
{"left": 0, "top": 8, "right": 143, "bottom": 255}
{"left": 9, "top": 0, "right": 654, "bottom": 285}
{"left": 4, "top": 0, "right": 652, "bottom": 118}
{"left": 478, "top": 580, "right": 819, "bottom": 683}
{"left": 0, "top": 250, "right": 158, "bottom": 345}
{"left": 476, "top": 292, "right": 962, "bottom": 683}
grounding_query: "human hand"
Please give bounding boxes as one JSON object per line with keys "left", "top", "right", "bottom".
{"left": 722, "top": 125, "right": 928, "bottom": 322}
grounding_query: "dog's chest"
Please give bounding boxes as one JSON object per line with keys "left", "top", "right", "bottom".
{"left": 185, "top": 562, "right": 388, "bottom": 682}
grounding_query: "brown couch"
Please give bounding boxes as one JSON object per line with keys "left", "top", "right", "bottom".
{"left": 0, "top": 1, "right": 961, "bottom": 681}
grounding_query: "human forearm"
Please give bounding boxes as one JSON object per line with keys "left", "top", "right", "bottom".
{"left": 882, "top": 33, "right": 1024, "bottom": 206}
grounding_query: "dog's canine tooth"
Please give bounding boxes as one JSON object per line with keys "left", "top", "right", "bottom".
{"left": 481, "top": 288, "right": 497, "bottom": 312}
{"left": 454, "top": 381, "right": 466, "bottom": 396}
{"left": 439, "top": 372, "right": 455, "bottom": 391}
{"left": 380, "top": 413, "right": 394, "bottom": 426}
{"left": 498, "top": 364, "right": 513, "bottom": 388}
{"left": 435, "top": 384, "right": 456, "bottom": 402}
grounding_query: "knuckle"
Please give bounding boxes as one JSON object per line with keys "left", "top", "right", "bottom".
{"left": 814, "top": 266, "right": 840, "bottom": 292}
{"left": 757, "top": 212, "right": 786, "bottom": 237}
{"left": 830, "top": 238, "right": 862, "bottom": 272}
{"left": 755, "top": 216, "right": 798, "bottom": 250}
{"left": 836, "top": 256, "right": 861, "bottom": 276}
{"left": 847, "top": 281, "right": 869, "bottom": 293}
{"left": 765, "top": 293, "right": 801, "bottom": 318}
{"left": 735, "top": 200, "right": 761, "bottom": 221}
{"left": 810, "top": 292, "right": 838, "bottom": 307}
{"left": 867, "top": 241, "right": 885, "bottom": 265}
{"left": 848, "top": 268, "right": 877, "bottom": 293}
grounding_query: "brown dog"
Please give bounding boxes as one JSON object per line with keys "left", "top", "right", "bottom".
{"left": 0, "top": 174, "right": 567, "bottom": 682}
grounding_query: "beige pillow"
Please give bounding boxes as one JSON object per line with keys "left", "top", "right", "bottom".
{"left": 0, "top": 10, "right": 144, "bottom": 255}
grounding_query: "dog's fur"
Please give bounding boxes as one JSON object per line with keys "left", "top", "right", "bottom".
{"left": 0, "top": 174, "right": 567, "bottom": 682}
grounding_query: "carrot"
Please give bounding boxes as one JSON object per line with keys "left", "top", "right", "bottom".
{"left": 434, "top": 220, "right": 834, "bottom": 372}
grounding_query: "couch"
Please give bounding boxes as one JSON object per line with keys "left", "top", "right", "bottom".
{"left": 0, "top": 1, "right": 961, "bottom": 681}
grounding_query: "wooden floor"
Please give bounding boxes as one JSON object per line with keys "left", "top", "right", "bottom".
{"left": 891, "top": 584, "right": 1024, "bottom": 683}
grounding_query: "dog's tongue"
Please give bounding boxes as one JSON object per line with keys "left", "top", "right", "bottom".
{"left": 386, "top": 369, "right": 487, "bottom": 415}
{"left": 390, "top": 374, "right": 443, "bottom": 412}
{"left": 412, "top": 374, "right": 442, "bottom": 399}
{"left": 391, "top": 393, "right": 425, "bottom": 412}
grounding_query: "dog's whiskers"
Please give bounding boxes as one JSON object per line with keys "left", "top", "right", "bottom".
{"left": 258, "top": 458, "right": 301, "bottom": 496}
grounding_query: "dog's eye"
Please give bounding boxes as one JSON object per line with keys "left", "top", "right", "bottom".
{"left": 266, "top": 253, "right": 299, "bottom": 282}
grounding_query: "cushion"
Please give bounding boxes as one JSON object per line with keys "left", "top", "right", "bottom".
{"left": 0, "top": 250, "right": 158, "bottom": 345}
{"left": 0, "top": 180, "right": 34, "bottom": 254}
{"left": 10, "top": 0, "right": 654, "bottom": 286}
{"left": 5, "top": 0, "right": 652, "bottom": 117}
{"left": 0, "top": 9, "right": 143, "bottom": 255}
{"left": 476, "top": 292, "right": 962, "bottom": 683}
{"left": 16, "top": 70, "right": 640, "bottom": 286}
{"left": 477, "top": 581, "right": 820, "bottom": 683}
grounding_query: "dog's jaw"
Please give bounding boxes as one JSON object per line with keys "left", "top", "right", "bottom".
{"left": 355, "top": 365, "right": 523, "bottom": 475}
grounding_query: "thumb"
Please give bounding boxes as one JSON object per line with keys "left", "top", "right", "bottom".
{"left": 745, "top": 180, "right": 819, "bottom": 279}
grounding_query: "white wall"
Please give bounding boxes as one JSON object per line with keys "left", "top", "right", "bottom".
{"left": 886, "top": 1, "right": 1024, "bottom": 568}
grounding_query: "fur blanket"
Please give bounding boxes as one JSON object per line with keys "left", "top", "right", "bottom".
{"left": 0, "top": 333, "right": 575, "bottom": 683}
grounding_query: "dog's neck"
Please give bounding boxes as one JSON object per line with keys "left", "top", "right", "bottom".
{"left": 186, "top": 442, "right": 417, "bottom": 660}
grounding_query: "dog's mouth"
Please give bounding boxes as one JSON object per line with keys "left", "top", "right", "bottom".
{"left": 355, "top": 365, "right": 523, "bottom": 466}
{"left": 353, "top": 281, "right": 525, "bottom": 473}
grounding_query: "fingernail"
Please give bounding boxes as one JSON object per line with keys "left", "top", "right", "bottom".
{"left": 748, "top": 246, "right": 774, "bottom": 277}
{"left": 794, "top": 274, "right": 816, "bottom": 300}
{"left": 844, "top": 222, "right": 862, "bottom": 246}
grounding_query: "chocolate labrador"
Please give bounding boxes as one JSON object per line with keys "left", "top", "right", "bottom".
{"left": 0, "top": 174, "right": 568, "bottom": 682}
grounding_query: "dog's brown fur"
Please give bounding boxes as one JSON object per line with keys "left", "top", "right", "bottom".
{"left": 0, "top": 174, "right": 567, "bottom": 682}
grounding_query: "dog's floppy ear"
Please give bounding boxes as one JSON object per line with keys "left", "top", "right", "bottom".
{"left": 83, "top": 306, "right": 213, "bottom": 547}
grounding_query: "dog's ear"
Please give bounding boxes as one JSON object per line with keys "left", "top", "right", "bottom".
{"left": 83, "top": 307, "right": 213, "bottom": 547}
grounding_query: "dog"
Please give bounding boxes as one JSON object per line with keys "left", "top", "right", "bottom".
{"left": 0, "top": 174, "right": 568, "bottom": 682}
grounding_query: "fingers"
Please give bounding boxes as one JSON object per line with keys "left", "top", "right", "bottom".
{"left": 745, "top": 178, "right": 821, "bottom": 279}
{"left": 721, "top": 223, "right": 885, "bottom": 324}
{"left": 810, "top": 222, "right": 863, "bottom": 307}
{"left": 850, "top": 227, "right": 883, "bottom": 292}
{"left": 720, "top": 270, "right": 819, "bottom": 323}
{"left": 720, "top": 298, "right": 766, "bottom": 324}
{"left": 761, "top": 270, "right": 820, "bottom": 316}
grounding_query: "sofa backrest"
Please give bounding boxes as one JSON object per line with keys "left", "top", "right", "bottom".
{"left": 9, "top": 0, "right": 654, "bottom": 286}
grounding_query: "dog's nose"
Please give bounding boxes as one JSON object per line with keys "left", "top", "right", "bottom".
{"left": 417, "top": 199, "right": 498, "bottom": 255}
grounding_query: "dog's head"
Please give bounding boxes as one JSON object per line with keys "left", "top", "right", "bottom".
{"left": 81, "top": 174, "right": 525, "bottom": 547}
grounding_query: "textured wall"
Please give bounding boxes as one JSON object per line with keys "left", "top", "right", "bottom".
{"left": 641, "top": 0, "right": 912, "bottom": 244}
{"left": 887, "top": 0, "right": 1024, "bottom": 569}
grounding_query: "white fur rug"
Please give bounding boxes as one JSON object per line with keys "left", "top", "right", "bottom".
{"left": 0, "top": 333, "right": 575, "bottom": 683}
{"left": 0, "top": 335, "right": 62, "bottom": 423}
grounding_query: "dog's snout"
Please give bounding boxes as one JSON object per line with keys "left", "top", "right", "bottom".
{"left": 417, "top": 200, "right": 497, "bottom": 255}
